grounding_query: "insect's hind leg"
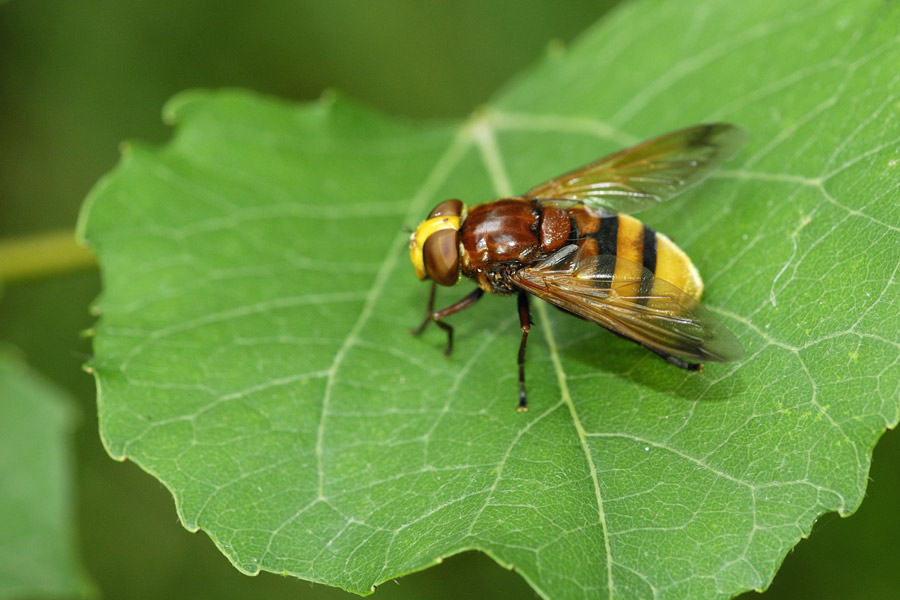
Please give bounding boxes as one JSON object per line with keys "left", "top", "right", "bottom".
{"left": 645, "top": 345, "right": 702, "bottom": 372}
{"left": 602, "top": 325, "right": 703, "bottom": 372}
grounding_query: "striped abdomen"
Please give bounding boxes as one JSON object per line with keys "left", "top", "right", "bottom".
{"left": 566, "top": 207, "right": 704, "bottom": 301}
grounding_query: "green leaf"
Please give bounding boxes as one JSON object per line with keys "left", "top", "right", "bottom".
{"left": 0, "top": 349, "right": 93, "bottom": 599}
{"left": 78, "top": 0, "right": 900, "bottom": 598}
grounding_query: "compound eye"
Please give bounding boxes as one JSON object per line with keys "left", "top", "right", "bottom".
{"left": 428, "top": 199, "right": 463, "bottom": 219}
{"left": 423, "top": 229, "right": 459, "bottom": 286}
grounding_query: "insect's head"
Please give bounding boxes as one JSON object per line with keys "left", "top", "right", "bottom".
{"left": 409, "top": 199, "right": 466, "bottom": 286}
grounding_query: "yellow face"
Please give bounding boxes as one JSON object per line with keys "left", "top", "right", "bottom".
{"left": 409, "top": 215, "right": 460, "bottom": 280}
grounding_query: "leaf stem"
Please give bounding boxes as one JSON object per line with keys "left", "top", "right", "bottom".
{"left": 0, "top": 229, "right": 96, "bottom": 283}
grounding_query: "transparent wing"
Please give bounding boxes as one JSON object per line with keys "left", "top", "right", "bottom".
{"left": 523, "top": 123, "right": 747, "bottom": 214}
{"left": 510, "top": 246, "right": 744, "bottom": 363}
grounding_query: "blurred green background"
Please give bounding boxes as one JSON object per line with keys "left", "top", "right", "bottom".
{"left": 0, "top": 1, "right": 896, "bottom": 598}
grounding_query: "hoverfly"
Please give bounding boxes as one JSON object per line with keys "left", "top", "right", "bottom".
{"left": 409, "top": 123, "right": 746, "bottom": 410}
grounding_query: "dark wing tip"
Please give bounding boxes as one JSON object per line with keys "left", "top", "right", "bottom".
{"left": 693, "top": 123, "right": 749, "bottom": 161}
{"left": 696, "top": 309, "right": 745, "bottom": 363}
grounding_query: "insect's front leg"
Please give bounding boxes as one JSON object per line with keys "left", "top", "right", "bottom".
{"left": 409, "top": 282, "right": 438, "bottom": 336}
{"left": 516, "top": 292, "right": 532, "bottom": 411}
{"left": 410, "top": 285, "right": 484, "bottom": 357}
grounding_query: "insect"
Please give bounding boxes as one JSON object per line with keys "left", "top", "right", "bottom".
{"left": 409, "top": 123, "right": 746, "bottom": 410}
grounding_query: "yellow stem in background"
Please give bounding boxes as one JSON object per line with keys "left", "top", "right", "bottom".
{"left": 0, "top": 229, "right": 97, "bottom": 283}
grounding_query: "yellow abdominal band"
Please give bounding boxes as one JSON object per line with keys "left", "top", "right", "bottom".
{"left": 410, "top": 216, "right": 460, "bottom": 279}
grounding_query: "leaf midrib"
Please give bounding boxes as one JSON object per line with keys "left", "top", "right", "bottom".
{"left": 471, "top": 113, "right": 616, "bottom": 598}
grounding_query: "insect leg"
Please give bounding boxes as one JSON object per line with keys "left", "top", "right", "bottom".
{"left": 643, "top": 344, "right": 702, "bottom": 372}
{"left": 516, "top": 292, "right": 532, "bottom": 411}
{"left": 409, "top": 281, "right": 438, "bottom": 336}
{"left": 604, "top": 327, "right": 703, "bottom": 372}
{"left": 412, "top": 287, "right": 485, "bottom": 357}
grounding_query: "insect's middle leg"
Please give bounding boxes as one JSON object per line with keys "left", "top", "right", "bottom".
{"left": 410, "top": 285, "right": 484, "bottom": 357}
{"left": 516, "top": 292, "right": 532, "bottom": 411}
